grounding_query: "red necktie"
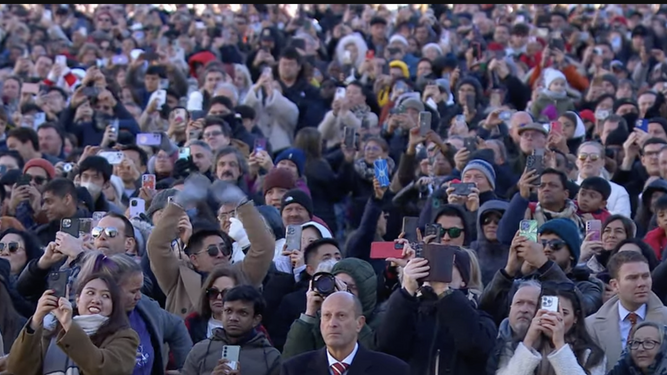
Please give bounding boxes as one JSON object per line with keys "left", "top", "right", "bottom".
{"left": 627, "top": 312, "right": 639, "bottom": 344}
{"left": 331, "top": 362, "right": 349, "bottom": 375}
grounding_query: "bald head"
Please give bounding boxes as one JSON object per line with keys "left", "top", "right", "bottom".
{"left": 322, "top": 291, "right": 363, "bottom": 317}
{"left": 510, "top": 111, "right": 532, "bottom": 129}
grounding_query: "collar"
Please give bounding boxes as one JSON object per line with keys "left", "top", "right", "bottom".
{"left": 327, "top": 342, "right": 359, "bottom": 367}
{"left": 618, "top": 302, "right": 647, "bottom": 321}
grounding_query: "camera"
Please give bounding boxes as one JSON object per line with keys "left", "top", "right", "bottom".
{"left": 312, "top": 272, "right": 337, "bottom": 297}
{"left": 63, "top": 163, "right": 73, "bottom": 173}
{"left": 131, "top": 200, "right": 138, "bottom": 207}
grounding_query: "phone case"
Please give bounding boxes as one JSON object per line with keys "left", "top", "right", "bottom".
{"left": 48, "top": 270, "right": 71, "bottom": 299}
{"left": 79, "top": 218, "right": 92, "bottom": 235}
{"left": 526, "top": 155, "right": 543, "bottom": 184}
{"left": 419, "top": 111, "right": 432, "bottom": 136}
{"left": 541, "top": 296, "right": 559, "bottom": 312}
{"left": 370, "top": 242, "right": 404, "bottom": 259}
{"left": 423, "top": 244, "right": 455, "bottom": 283}
{"left": 451, "top": 183, "right": 476, "bottom": 196}
{"left": 129, "top": 198, "right": 145, "bottom": 218}
{"left": 464, "top": 138, "right": 477, "bottom": 152}
{"left": 99, "top": 151, "right": 124, "bottom": 165}
{"left": 636, "top": 119, "right": 649, "bottom": 133}
{"left": 550, "top": 121, "right": 562, "bottom": 135}
{"left": 401, "top": 217, "right": 419, "bottom": 244}
{"left": 519, "top": 220, "right": 538, "bottom": 242}
{"left": 425, "top": 224, "right": 442, "bottom": 242}
{"left": 285, "top": 225, "right": 302, "bottom": 251}
{"left": 137, "top": 133, "right": 162, "bottom": 146}
{"left": 343, "top": 127, "right": 356, "bottom": 149}
{"left": 178, "top": 147, "right": 191, "bottom": 160}
{"left": 374, "top": 159, "right": 390, "bottom": 188}
{"left": 61, "top": 218, "right": 80, "bottom": 238}
{"left": 142, "top": 174, "right": 156, "bottom": 190}
{"left": 254, "top": 138, "right": 266, "bottom": 152}
{"left": 586, "top": 220, "right": 602, "bottom": 241}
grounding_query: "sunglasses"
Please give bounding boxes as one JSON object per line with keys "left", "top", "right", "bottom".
{"left": 25, "top": 174, "right": 47, "bottom": 185}
{"left": 483, "top": 216, "right": 500, "bottom": 225}
{"left": 440, "top": 227, "right": 464, "bottom": 239}
{"left": 541, "top": 239, "right": 567, "bottom": 251}
{"left": 196, "top": 243, "right": 231, "bottom": 257}
{"left": 91, "top": 226, "right": 120, "bottom": 239}
{"left": 577, "top": 153, "right": 600, "bottom": 162}
{"left": 0, "top": 242, "right": 20, "bottom": 253}
{"left": 206, "top": 287, "right": 227, "bottom": 300}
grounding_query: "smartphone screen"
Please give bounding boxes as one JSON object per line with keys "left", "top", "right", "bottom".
{"left": 285, "top": 225, "right": 302, "bottom": 251}
{"left": 22, "top": 83, "right": 39, "bottom": 95}
{"left": 423, "top": 244, "right": 455, "bottom": 283}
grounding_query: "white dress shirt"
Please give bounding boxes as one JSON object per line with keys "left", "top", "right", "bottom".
{"left": 618, "top": 303, "right": 647, "bottom": 349}
{"left": 327, "top": 343, "right": 359, "bottom": 375}
{"left": 576, "top": 174, "right": 631, "bottom": 217}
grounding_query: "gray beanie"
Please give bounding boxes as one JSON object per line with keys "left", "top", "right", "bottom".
{"left": 146, "top": 188, "right": 179, "bottom": 219}
{"left": 462, "top": 159, "right": 496, "bottom": 190}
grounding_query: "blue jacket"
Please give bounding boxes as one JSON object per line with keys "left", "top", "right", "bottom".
{"left": 59, "top": 103, "right": 140, "bottom": 147}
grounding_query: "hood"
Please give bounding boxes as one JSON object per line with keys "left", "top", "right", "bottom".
{"left": 332, "top": 258, "right": 377, "bottom": 318}
{"left": 642, "top": 178, "right": 667, "bottom": 209}
{"left": 455, "top": 76, "right": 484, "bottom": 106}
{"left": 432, "top": 204, "right": 474, "bottom": 246}
{"left": 565, "top": 111, "right": 587, "bottom": 139}
{"left": 187, "top": 51, "right": 217, "bottom": 79}
{"left": 476, "top": 200, "right": 509, "bottom": 241}
{"left": 212, "top": 328, "right": 273, "bottom": 349}
{"left": 301, "top": 221, "right": 332, "bottom": 238}
{"left": 335, "top": 33, "right": 368, "bottom": 70}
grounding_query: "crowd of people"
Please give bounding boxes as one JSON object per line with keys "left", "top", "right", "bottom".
{"left": 2, "top": 2, "right": 667, "bottom": 375}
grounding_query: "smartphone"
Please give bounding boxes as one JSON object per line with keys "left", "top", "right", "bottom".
{"left": 424, "top": 223, "right": 442, "bottom": 243}
{"left": 541, "top": 295, "right": 559, "bottom": 312}
{"left": 92, "top": 211, "right": 106, "bottom": 227}
{"left": 465, "top": 94, "right": 475, "bottom": 110}
{"left": 471, "top": 42, "right": 481, "bottom": 59}
{"left": 343, "top": 50, "right": 352, "bottom": 64}
{"left": 373, "top": 159, "right": 390, "bottom": 188}
{"left": 99, "top": 151, "right": 124, "bottom": 165}
{"left": 550, "top": 121, "right": 562, "bottom": 136}
{"left": 464, "top": 137, "right": 478, "bottom": 152}
{"left": 401, "top": 217, "right": 419, "bottom": 245}
{"left": 370, "top": 242, "right": 404, "bottom": 259}
{"left": 222, "top": 345, "right": 241, "bottom": 371}
{"left": 110, "top": 119, "right": 120, "bottom": 135}
{"left": 526, "top": 154, "right": 544, "bottom": 185}
{"left": 173, "top": 108, "right": 187, "bottom": 123}
{"left": 365, "top": 50, "right": 375, "bottom": 60}
{"left": 129, "top": 198, "right": 146, "bottom": 218}
{"left": 343, "top": 127, "right": 356, "bottom": 150}
{"left": 285, "top": 225, "right": 302, "bottom": 251}
{"left": 519, "top": 219, "right": 538, "bottom": 242}
{"left": 60, "top": 218, "right": 80, "bottom": 238}
{"left": 155, "top": 89, "right": 167, "bottom": 109}
{"left": 141, "top": 174, "right": 156, "bottom": 190}
{"left": 334, "top": 87, "right": 346, "bottom": 100}
{"left": 48, "top": 270, "right": 71, "bottom": 299}
{"left": 451, "top": 182, "right": 476, "bottom": 196}
{"left": 55, "top": 55, "right": 67, "bottom": 66}
{"left": 595, "top": 109, "right": 609, "bottom": 121}
{"left": 586, "top": 220, "right": 602, "bottom": 241}
{"left": 254, "top": 138, "right": 267, "bottom": 152}
{"left": 178, "top": 147, "right": 191, "bottom": 160}
{"left": 22, "top": 83, "right": 39, "bottom": 95}
{"left": 635, "top": 119, "right": 649, "bottom": 133}
{"left": 16, "top": 174, "right": 31, "bottom": 187}
{"left": 418, "top": 111, "right": 432, "bottom": 136}
{"left": 136, "top": 133, "right": 162, "bottom": 146}
{"left": 79, "top": 218, "right": 93, "bottom": 236}
{"left": 549, "top": 38, "right": 565, "bottom": 51}
{"left": 261, "top": 66, "right": 273, "bottom": 79}
{"left": 422, "top": 244, "right": 456, "bottom": 282}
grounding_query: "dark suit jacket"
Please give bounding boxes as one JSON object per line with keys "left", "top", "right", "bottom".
{"left": 280, "top": 344, "right": 410, "bottom": 375}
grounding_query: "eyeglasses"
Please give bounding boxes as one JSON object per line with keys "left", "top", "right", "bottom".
{"left": 440, "top": 227, "right": 464, "bottom": 239}
{"left": 628, "top": 339, "right": 660, "bottom": 350}
{"left": 206, "top": 287, "right": 227, "bottom": 300}
{"left": 365, "top": 145, "right": 381, "bottom": 152}
{"left": 98, "top": 18, "right": 111, "bottom": 22}
{"left": 25, "top": 174, "right": 47, "bottom": 185}
{"left": 218, "top": 210, "right": 236, "bottom": 221}
{"left": 541, "top": 239, "right": 567, "bottom": 251}
{"left": 196, "top": 243, "right": 231, "bottom": 257}
{"left": 204, "top": 130, "right": 223, "bottom": 138}
{"left": 0, "top": 242, "right": 21, "bottom": 253}
{"left": 577, "top": 153, "right": 600, "bottom": 162}
{"left": 91, "top": 226, "right": 120, "bottom": 239}
{"left": 483, "top": 216, "right": 500, "bottom": 225}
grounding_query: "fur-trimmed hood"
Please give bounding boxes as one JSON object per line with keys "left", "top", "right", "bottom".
{"left": 335, "top": 33, "right": 368, "bottom": 70}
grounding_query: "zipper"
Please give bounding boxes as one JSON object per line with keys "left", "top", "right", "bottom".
{"left": 434, "top": 349, "right": 440, "bottom": 375}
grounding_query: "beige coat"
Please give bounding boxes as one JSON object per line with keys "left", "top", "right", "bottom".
{"left": 7, "top": 321, "right": 138, "bottom": 375}
{"left": 147, "top": 201, "right": 275, "bottom": 317}
{"left": 585, "top": 292, "right": 667, "bottom": 371}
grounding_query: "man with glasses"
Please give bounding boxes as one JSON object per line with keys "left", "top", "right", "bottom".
{"left": 586, "top": 251, "right": 667, "bottom": 369}
{"left": 93, "top": 212, "right": 137, "bottom": 257}
{"left": 201, "top": 116, "right": 232, "bottom": 153}
{"left": 510, "top": 119, "right": 548, "bottom": 175}
{"left": 575, "top": 141, "right": 630, "bottom": 217}
{"left": 12, "top": 158, "right": 55, "bottom": 230}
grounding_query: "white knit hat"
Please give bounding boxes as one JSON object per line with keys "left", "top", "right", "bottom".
{"left": 544, "top": 68, "right": 566, "bottom": 90}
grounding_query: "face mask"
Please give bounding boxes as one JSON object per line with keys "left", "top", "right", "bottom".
{"left": 81, "top": 181, "right": 102, "bottom": 199}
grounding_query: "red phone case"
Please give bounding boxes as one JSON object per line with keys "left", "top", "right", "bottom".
{"left": 370, "top": 242, "right": 403, "bottom": 259}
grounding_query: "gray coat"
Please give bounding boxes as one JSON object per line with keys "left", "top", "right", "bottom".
{"left": 135, "top": 294, "right": 193, "bottom": 373}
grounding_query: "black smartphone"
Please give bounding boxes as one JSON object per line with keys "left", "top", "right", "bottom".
{"left": 465, "top": 94, "right": 475, "bottom": 110}
{"left": 60, "top": 218, "right": 80, "bottom": 238}
{"left": 16, "top": 174, "right": 31, "bottom": 187}
{"left": 48, "top": 270, "right": 71, "bottom": 299}
{"left": 423, "top": 244, "right": 456, "bottom": 283}
{"left": 526, "top": 155, "right": 544, "bottom": 185}
{"left": 464, "top": 137, "right": 478, "bottom": 152}
{"left": 451, "top": 182, "right": 476, "bottom": 196}
{"left": 549, "top": 38, "right": 565, "bottom": 51}
{"left": 418, "top": 111, "right": 432, "bottom": 136}
{"left": 285, "top": 225, "right": 302, "bottom": 251}
{"left": 402, "top": 217, "right": 419, "bottom": 244}
{"left": 343, "top": 127, "right": 356, "bottom": 149}
{"left": 424, "top": 223, "right": 442, "bottom": 243}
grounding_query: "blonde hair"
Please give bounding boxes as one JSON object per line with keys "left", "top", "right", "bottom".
{"left": 462, "top": 247, "right": 484, "bottom": 294}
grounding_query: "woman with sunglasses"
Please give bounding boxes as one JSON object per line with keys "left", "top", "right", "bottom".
{"left": 496, "top": 284, "right": 606, "bottom": 375}
{"left": 608, "top": 321, "right": 667, "bottom": 375}
{"left": 0, "top": 228, "right": 44, "bottom": 317}
{"left": 582, "top": 215, "right": 638, "bottom": 274}
{"left": 78, "top": 252, "right": 194, "bottom": 374}
{"left": 6, "top": 273, "right": 139, "bottom": 375}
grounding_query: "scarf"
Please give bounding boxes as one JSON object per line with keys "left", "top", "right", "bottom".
{"left": 353, "top": 157, "right": 395, "bottom": 182}
{"left": 542, "top": 88, "right": 568, "bottom": 100}
{"left": 42, "top": 314, "right": 109, "bottom": 375}
{"left": 533, "top": 200, "right": 584, "bottom": 233}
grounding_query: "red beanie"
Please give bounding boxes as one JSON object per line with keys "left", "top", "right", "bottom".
{"left": 23, "top": 158, "right": 56, "bottom": 179}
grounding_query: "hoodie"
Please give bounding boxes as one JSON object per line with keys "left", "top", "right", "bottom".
{"left": 636, "top": 179, "right": 667, "bottom": 237}
{"left": 273, "top": 221, "right": 332, "bottom": 275}
{"left": 181, "top": 328, "right": 280, "bottom": 375}
{"left": 563, "top": 111, "right": 587, "bottom": 154}
{"left": 470, "top": 200, "right": 510, "bottom": 286}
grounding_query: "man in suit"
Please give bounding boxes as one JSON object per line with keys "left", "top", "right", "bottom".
{"left": 280, "top": 291, "right": 410, "bottom": 375}
{"left": 586, "top": 251, "right": 667, "bottom": 370}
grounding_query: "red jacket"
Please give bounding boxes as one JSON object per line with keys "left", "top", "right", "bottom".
{"left": 644, "top": 227, "right": 667, "bottom": 261}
